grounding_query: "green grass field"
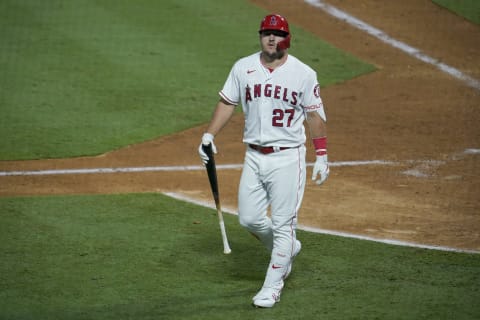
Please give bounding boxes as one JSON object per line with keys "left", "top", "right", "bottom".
{"left": 0, "top": 0, "right": 374, "bottom": 160}
{"left": 1, "top": 1, "right": 479, "bottom": 319}
{"left": 433, "top": 0, "right": 480, "bottom": 24}
{"left": 1, "top": 194, "right": 479, "bottom": 320}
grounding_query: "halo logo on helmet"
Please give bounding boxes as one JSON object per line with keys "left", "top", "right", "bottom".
{"left": 269, "top": 15, "right": 278, "bottom": 27}
{"left": 259, "top": 14, "right": 291, "bottom": 50}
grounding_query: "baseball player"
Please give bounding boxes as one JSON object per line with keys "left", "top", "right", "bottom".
{"left": 198, "top": 13, "right": 329, "bottom": 308}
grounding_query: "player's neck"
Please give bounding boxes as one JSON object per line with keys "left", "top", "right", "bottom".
{"left": 260, "top": 51, "right": 288, "bottom": 71}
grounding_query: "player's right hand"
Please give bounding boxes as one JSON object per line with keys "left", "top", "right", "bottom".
{"left": 198, "top": 133, "right": 217, "bottom": 165}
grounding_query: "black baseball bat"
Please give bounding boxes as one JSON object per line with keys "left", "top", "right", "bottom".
{"left": 202, "top": 143, "right": 232, "bottom": 254}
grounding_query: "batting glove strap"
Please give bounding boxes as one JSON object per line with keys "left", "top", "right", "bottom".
{"left": 201, "top": 133, "right": 215, "bottom": 146}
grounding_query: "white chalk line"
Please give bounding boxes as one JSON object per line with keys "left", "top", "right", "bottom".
{"left": 1, "top": 150, "right": 478, "bottom": 253}
{"left": 2, "top": 147, "right": 479, "bottom": 176}
{"left": 304, "top": 0, "right": 480, "bottom": 91}
{"left": 163, "top": 191, "right": 479, "bottom": 254}
{"left": 0, "top": 159, "right": 398, "bottom": 177}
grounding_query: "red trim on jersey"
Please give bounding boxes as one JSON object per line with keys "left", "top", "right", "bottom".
{"left": 289, "top": 146, "right": 302, "bottom": 258}
{"left": 219, "top": 91, "right": 238, "bottom": 105}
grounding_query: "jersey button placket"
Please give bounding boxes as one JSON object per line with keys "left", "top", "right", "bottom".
{"left": 260, "top": 76, "right": 273, "bottom": 144}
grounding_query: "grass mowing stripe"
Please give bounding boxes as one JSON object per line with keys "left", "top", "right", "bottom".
{"left": 1, "top": 194, "right": 479, "bottom": 319}
{"left": 432, "top": 0, "right": 480, "bottom": 24}
{"left": 0, "top": 0, "right": 374, "bottom": 160}
{"left": 0, "top": 0, "right": 221, "bottom": 158}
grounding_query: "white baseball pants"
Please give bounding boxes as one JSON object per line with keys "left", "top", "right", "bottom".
{"left": 238, "top": 144, "right": 306, "bottom": 258}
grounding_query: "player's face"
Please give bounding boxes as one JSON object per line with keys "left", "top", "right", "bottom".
{"left": 259, "top": 30, "right": 287, "bottom": 59}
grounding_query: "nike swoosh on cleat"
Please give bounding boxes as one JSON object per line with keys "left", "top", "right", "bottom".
{"left": 272, "top": 264, "right": 282, "bottom": 269}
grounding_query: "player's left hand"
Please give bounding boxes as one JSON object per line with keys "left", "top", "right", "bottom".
{"left": 312, "top": 154, "right": 329, "bottom": 185}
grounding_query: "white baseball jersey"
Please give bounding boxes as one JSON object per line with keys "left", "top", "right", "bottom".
{"left": 219, "top": 52, "right": 326, "bottom": 147}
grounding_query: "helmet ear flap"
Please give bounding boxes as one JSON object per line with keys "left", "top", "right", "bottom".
{"left": 277, "top": 34, "right": 291, "bottom": 50}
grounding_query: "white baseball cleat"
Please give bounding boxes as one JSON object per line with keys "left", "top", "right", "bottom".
{"left": 284, "top": 240, "right": 302, "bottom": 280}
{"left": 252, "top": 286, "right": 282, "bottom": 308}
{"left": 252, "top": 240, "right": 302, "bottom": 308}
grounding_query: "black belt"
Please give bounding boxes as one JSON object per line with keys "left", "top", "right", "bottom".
{"left": 249, "top": 144, "right": 292, "bottom": 155}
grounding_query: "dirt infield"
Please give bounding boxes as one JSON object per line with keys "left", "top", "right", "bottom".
{"left": 1, "top": 0, "right": 479, "bottom": 251}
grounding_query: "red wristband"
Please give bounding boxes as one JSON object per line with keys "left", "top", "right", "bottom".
{"left": 313, "top": 136, "right": 327, "bottom": 156}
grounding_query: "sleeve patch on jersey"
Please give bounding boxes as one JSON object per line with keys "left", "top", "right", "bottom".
{"left": 314, "top": 84, "right": 320, "bottom": 98}
{"left": 304, "top": 103, "right": 323, "bottom": 111}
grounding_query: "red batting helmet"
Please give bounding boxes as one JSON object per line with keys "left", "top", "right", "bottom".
{"left": 258, "top": 14, "right": 291, "bottom": 50}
